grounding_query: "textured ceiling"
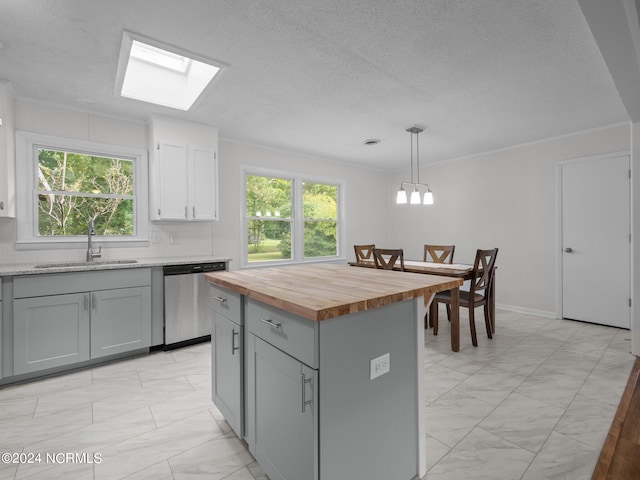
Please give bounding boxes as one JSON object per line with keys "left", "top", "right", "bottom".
{"left": 0, "top": 0, "right": 630, "bottom": 170}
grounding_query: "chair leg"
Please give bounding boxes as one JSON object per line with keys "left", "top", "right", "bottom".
{"left": 446, "top": 305, "right": 451, "bottom": 322}
{"left": 424, "top": 311, "right": 428, "bottom": 329}
{"left": 431, "top": 301, "right": 439, "bottom": 336}
{"left": 469, "top": 307, "right": 478, "bottom": 347}
{"left": 484, "top": 303, "right": 492, "bottom": 339}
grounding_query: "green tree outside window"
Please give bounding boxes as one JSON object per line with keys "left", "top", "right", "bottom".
{"left": 246, "top": 175, "right": 339, "bottom": 263}
{"left": 37, "top": 149, "right": 135, "bottom": 236}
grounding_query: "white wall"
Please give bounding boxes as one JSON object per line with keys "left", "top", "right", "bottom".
{"left": 387, "top": 124, "right": 630, "bottom": 317}
{"left": 0, "top": 99, "right": 390, "bottom": 267}
{"left": 2, "top": 99, "right": 633, "bottom": 322}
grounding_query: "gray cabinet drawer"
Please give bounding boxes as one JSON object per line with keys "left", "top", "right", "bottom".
{"left": 210, "top": 285, "right": 242, "bottom": 322}
{"left": 14, "top": 268, "right": 151, "bottom": 299}
{"left": 247, "top": 300, "right": 317, "bottom": 369}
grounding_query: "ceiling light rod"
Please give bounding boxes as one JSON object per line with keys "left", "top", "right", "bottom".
{"left": 396, "top": 126, "right": 434, "bottom": 205}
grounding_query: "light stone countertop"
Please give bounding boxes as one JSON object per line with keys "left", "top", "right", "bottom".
{"left": 0, "top": 256, "right": 231, "bottom": 276}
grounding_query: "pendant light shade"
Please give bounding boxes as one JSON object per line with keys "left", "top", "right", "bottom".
{"left": 395, "top": 126, "right": 434, "bottom": 206}
{"left": 396, "top": 187, "right": 407, "bottom": 204}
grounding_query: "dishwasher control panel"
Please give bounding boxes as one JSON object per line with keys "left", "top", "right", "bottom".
{"left": 163, "top": 262, "right": 227, "bottom": 275}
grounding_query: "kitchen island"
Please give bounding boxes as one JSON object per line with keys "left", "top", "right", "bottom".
{"left": 205, "top": 263, "right": 463, "bottom": 480}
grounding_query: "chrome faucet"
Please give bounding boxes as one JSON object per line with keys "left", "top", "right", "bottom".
{"left": 86, "top": 216, "right": 102, "bottom": 262}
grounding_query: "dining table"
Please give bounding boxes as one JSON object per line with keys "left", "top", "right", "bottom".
{"left": 348, "top": 259, "right": 495, "bottom": 352}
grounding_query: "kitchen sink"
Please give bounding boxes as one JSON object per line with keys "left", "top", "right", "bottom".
{"left": 34, "top": 259, "right": 139, "bottom": 268}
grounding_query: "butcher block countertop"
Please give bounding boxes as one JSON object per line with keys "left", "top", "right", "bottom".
{"left": 204, "top": 263, "right": 463, "bottom": 321}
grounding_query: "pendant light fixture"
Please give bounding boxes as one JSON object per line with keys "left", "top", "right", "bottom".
{"left": 396, "top": 126, "right": 434, "bottom": 205}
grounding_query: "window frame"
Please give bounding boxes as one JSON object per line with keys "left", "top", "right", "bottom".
{"left": 15, "top": 131, "right": 149, "bottom": 248}
{"left": 240, "top": 166, "right": 346, "bottom": 268}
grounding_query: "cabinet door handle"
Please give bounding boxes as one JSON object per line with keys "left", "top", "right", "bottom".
{"left": 231, "top": 328, "right": 239, "bottom": 354}
{"left": 84, "top": 294, "right": 89, "bottom": 312}
{"left": 213, "top": 296, "right": 227, "bottom": 304}
{"left": 184, "top": 206, "right": 188, "bottom": 218}
{"left": 0, "top": 201, "right": 4, "bottom": 210}
{"left": 92, "top": 293, "right": 97, "bottom": 313}
{"left": 261, "top": 318, "right": 282, "bottom": 330}
{"left": 301, "top": 373, "right": 312, "bottom": 413}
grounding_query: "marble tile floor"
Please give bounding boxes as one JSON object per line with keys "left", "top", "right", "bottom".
{"left": 0, "top": 309, "right": 635, "bottom": 480}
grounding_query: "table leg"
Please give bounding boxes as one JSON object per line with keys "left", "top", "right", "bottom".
{"left": 423, "top": 292, "right": 435, "bottom": 330}
{"left": 490, "top": 271, "right": 496, "bottom": 334}
{"left": 429, "top": 300, "right": 438, "bottom": 333}
{"left": 451, "top": 287, "right": 459, "bottom": 352}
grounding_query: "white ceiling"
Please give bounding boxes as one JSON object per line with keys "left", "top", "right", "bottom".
{"left": 0, "top": 0, "right": 632, "bottom": 170}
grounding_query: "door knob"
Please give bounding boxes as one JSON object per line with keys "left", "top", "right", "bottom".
{"left": 564, "top": 247, "right": 573, "bottom": 253}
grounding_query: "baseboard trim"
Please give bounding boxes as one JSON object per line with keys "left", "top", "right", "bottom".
{"left": 495, "top": 303, "right": 557, "bottom": 319}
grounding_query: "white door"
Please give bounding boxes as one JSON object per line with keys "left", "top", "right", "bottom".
{"left": 561, "top": 154, "right": 630, "bottom": 328}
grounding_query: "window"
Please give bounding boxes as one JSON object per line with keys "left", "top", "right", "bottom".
{"left": 16, "top": 132, "right": 148, "bottom": 246}
{"left": 243, "top": 169, "right": 344, "bottom": 266}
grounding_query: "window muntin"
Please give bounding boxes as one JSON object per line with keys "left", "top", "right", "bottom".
{"left": 244, "top": 171, "right": 343, "bottom": 265}
{"left": 36, "top": 149, "right": 135, "bottom": 237}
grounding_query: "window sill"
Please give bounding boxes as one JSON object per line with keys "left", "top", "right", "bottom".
{"left": 240, "top": 257, "right": 347, "bottom": 270}
{"left": 15, "top": 238, "right": 150, "bottom": 251}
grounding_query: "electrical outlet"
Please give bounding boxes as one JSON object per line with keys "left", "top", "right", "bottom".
{"left": 370, "top": 353, "right": 390, "bottom": 380}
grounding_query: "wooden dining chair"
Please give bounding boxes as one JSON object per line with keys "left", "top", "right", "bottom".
{"left": 372, "top": 248, "right": 405, "bottom": 271}
{"left": 423, "top": 244, "right": 455, "bottom": 264}
{"left": 430, "top": 248, "right": 498, "bottom": 347}
{"left": 354, "top": 244, "right": 375, "bottom": 262}
{"left": 422, "top": 245, "right": 455, "bottom": 328}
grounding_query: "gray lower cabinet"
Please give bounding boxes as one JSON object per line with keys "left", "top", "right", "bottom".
{"left": 12, "top": 269, "right": 152, "bottom": 376}
{"left": 212, "top": 313, "right": 242, "bottom": 436}
{"left": 211, "top": 285, "right": 243, "bottom": 438}
{"left": 0, "top": 291, "right": 3, "bottom": 380}
{"left": 252, "top": 337, "right": 317, "bottom": 480}
{"left": 14, "top": 293, "right": 90, "bottom": 373}
{"left": 90, "top": 286, "right": 151, "bottom": 359}
{"left": 246, "top": 299, "right": 319, "bottom": 480}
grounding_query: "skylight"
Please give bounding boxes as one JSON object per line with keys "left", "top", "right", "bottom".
{"left": 116, "top": 32, "right": 226, "bottom": 111}
{"left": 130, "top": 41, "right": 190, "bottom": 73}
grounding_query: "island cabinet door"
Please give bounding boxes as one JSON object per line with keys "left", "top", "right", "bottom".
{"left": 253, "top": 337, "right": 318, "bottom": 480}
{"left": 212, "top": 312, "right": 243, "bottom": 437}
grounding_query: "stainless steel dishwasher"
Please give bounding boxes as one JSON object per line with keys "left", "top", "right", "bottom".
{"left": 163, "top": 262, "right": 227, "bottom": 348}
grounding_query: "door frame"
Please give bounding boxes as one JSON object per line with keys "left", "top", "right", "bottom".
{"left": 556, "top": 150, "right": 631, "bottom": 322}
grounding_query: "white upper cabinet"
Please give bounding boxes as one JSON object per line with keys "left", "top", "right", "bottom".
{"left": 149, "top": 115, "right": 218, "bottom": 221}
{"left": 0, "top": 80, "right": 16, "bottom": 218}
